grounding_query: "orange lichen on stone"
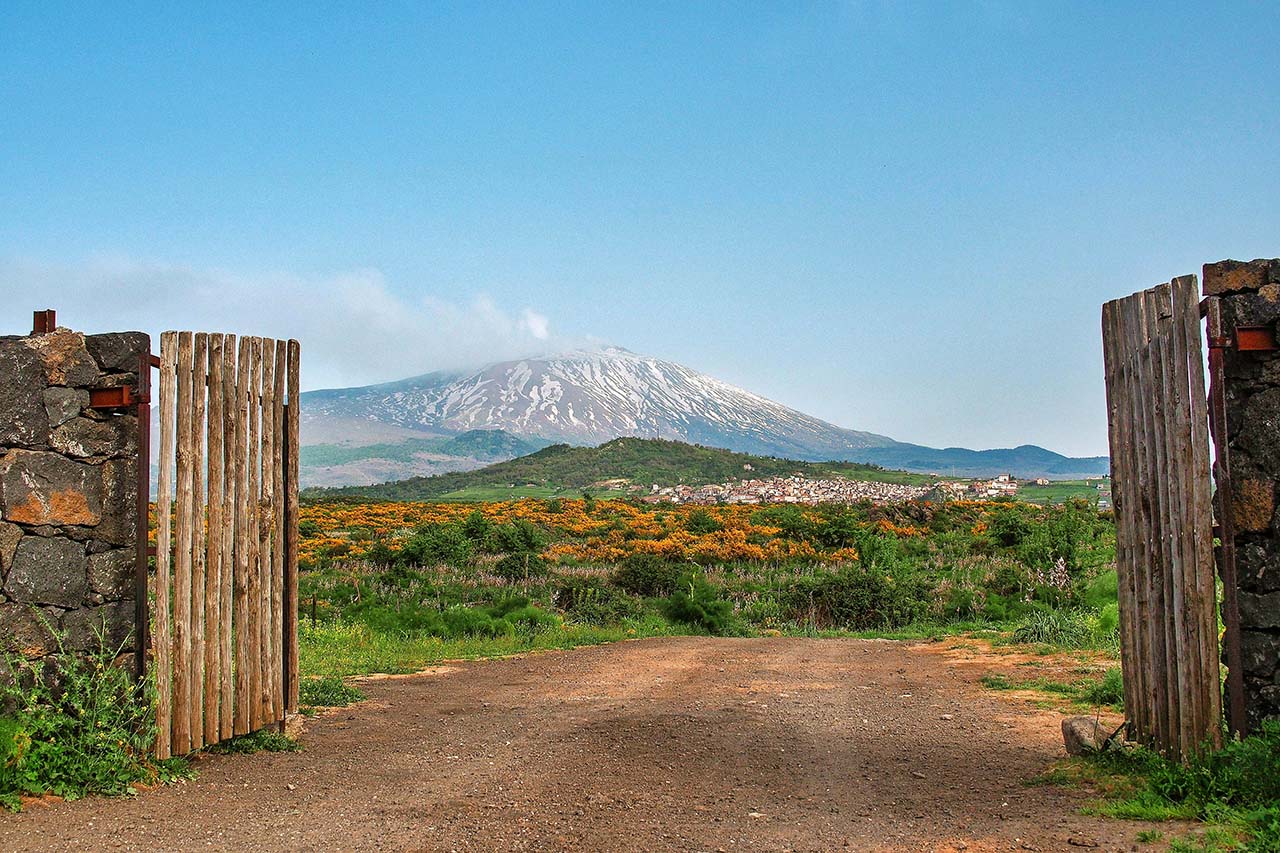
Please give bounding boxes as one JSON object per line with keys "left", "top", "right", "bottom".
{"left": 7, "top": 488, "right": 100, "bottom": 526}
{"left": 1233, "top": 478, "right": 1275, "bottom": 533}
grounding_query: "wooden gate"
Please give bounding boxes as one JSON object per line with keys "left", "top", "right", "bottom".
{"left": 152, "top": 332, "right": 301, "bottom": 758}
{"left": 1101, "top": 276, "right": 1221, "bottom": 760}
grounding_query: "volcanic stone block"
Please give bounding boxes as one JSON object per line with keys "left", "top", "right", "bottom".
{"left": 1239, "top": 591, "right": 1280, "bottom": 631}
{"left": 1204, "top": 259, "right": 1280, "bottom": 296}
{"left": 0, "top": 521, "right": 20, "bottom": 580}
{"left": 4, "top": 535, "right": 87, "bottom": 607}
{"left": 0, "top": 338, "right": 51, "bottom": 447}
{"left": 60, "top": 600, "right": 133, "bottom": 651}
{"left": 87, "top": 548, "right": 134, "bottom": 600}
{"left": 43, "top": 386, "right": 87, "bottom": 428}
{"left": 0, "top": 603, "right": 56, "bottom": 657}
{"left": 21, "top": 328, "right": 99, "bottom": 387}
{"left": 93, "top": 458, "right": 136, "bottom": 547}
{"left": 49, "top": 415, "right": 136, "bottom": 459}
{"left": 1239, "top": 388, "right": 1280, "bottom": 477}
{"left": 1234, "top": 479, "right": 1276, "bottom": 533}
{"left": 84, "top": 331, "right": 150, "bottom": 373}
{"left": 1240, "top": 630, "right": 1280, "bottom": 680}
{"left": 0, "top": 449, "right": 102, "bottom": 526}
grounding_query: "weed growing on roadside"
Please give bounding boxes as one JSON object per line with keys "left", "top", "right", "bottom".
{"left": 0, "top": 623, "right": 190, "bottom": 810}
{"left": 299, "top": 676, "right": 366, "bottom": 710}
{"left": 207, "top": 729, "right": 302, "bottom": 755}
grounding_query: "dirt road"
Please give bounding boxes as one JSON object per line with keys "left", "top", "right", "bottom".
{"left": 0, "top": 637, "right": 1165, "bottom": 852}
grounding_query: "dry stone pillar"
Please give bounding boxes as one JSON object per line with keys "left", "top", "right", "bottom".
{"left": 1204, "top": 258, "right": 1280, "bottom": 730}
{"left": 0, "top": 324, "right": 149, "bottom": 675}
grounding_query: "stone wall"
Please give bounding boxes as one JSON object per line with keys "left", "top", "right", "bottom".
{"left": 1204, "top": 258, "right": 1280, "bottom": 730}
{"left": 0, "top": 326, "right": 149, "bottom": 675}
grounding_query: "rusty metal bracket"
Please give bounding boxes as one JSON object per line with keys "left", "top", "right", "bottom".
{"left": 1205, "top": 326, "right": 1278, "bottom": 352}
{"left": 31, "top": 309, "right": 56, "bottom": 334}
{"left": 88, "top": 385, "right": 150, "bottom": 409}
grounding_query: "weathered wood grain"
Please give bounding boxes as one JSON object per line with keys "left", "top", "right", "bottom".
{"left": 154, "top": 332, "right": 177, "bottom": 761}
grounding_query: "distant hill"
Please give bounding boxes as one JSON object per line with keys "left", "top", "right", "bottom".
{"left": 857, "top": 443, "right": 1109, "bottom": 479}
{"left": 302, "top": 437, "right": 933, "bottom": 502}
{"left": 298, "top": 428, "right": 550, "bottom": 488}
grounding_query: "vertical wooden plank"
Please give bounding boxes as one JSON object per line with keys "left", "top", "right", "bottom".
{"left": 204, "top": 334, "right": 224, "bottom": 746}
{"left": 285, "top": 339, "right": 301, "bottom": 713}
{"left": 153, "top": 332, "right": 177, "bottom": 760}
{"left": 1150, "top": 287, "right": 1192, "bottom": 760}
{"left": 220, "top": 335, "right": 237, "bottom": 740}
{"left": 1146, "top": 289, "right": 1172, "bottom": 753}
{"left": 172, "top": 331, "right": 195, "bottom": 755}
{"left": 247, "top": 337, "right": 263, "bottom": 731}
{"left": 1177, "top": 276, "right": 1223, "bottom": 750}
{"left": 189, "top": 332, "right": 208, "bottom": 750}
{"left": 1206, "top": 297, "right": 1247, "bottom": 738}
{"left": 1161, "top": 282, "right": 1202, "bottom": 755}
{"left": 1125, "top": 293, "right": 1165, "bottom": 748}
{"left": 233, "top": 335, "right": 252, "bottom": 735}
{"left": 1102, "top": 302, "right": 1141, "bottom": 726}
{"left": 272, "top": 340, "right": 286, "bottom": 720}
{"left": 259, "top": 341, "right": 276, "bottom": 724}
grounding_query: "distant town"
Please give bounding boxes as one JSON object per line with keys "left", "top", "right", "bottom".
{"left": 641, "top": 471, "right": 1112, "bottom": 507}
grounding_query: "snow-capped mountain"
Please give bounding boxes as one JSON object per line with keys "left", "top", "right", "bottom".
{"left": 303, "top": 346, "right": 895, "bottom": 460}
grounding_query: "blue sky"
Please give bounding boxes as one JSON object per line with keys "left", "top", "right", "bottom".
{"left": 3, "top": 2, "right": 1278, "bottom": 457}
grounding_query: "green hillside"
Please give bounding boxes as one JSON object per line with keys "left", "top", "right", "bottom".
{"left": 300, "top": 429, "right": 548, "bottom": 468}
{"left": 302, "top": 437, "right": 933, "bottom": 502}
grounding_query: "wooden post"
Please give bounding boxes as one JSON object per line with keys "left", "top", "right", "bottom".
{"left": 233, "top": 335, "right": 252, "bottom": 735}
{"left": 285, "top": 339, "right": 301, "bottom": 712}
{"left": 190, "top": 332, "right": 208, "bottom": 749}
{"left": 172, "top": 331, "right": 195, "bottom": 755}
{"left": 154, "top": 332, "right": 177, "bottom": 760}
{"left": 272, "top": 339, "right": 287, "bottom": 719}
{"left": 204, "top": 333, "right": 224, "bottom": 746}
{"left": 247, "top": 337, "right": 263, "bottom": 731}
{"left": 259, "top": 340, "right": 276, "bottom": 724}
{"left": 220, "top": 335, "right": 237, "bottom": 740}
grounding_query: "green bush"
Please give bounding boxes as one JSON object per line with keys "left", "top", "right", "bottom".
{"left": 611, "top": 553, "right": 681, "bottom": 596}
{"left": 493, "top": 552, "right": 550, "bottom": 583}
{"left": 662, "top": 573, "right": 736, "bottom": 635}
{"left": 555, "top": 577, "right": 640, "bottom": 624}
{"left": 486, "top": 519, "right": 547, "bottom": 555}
{"left": 401, "top": 523, "right": 475, "bottom": 567}
{"left": 683, "top": 509, "right": 724, "bottom": 535}
{"left": 1, "top": 627, "right": 189, "bottom": 810}
{"left": 784, "top": 563, "right": 932, "bottom": 630}
{"left": 441, "top": 605, "right": 514, "bottom": 638}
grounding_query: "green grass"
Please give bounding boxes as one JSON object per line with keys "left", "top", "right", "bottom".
{"left": 299, "top": 615, "right": 679, "bottom": 678}
{"left": 206, "top": 730, "right": 302, "bottom": 755}
{"left": 1017, "top": 480, "right": 1108, "bottom": 506}
{"left": 979, "top": 666, "right": 1124, "bottom": 711}
{"left": 435, "top": 485, "right": 630, "bottom": 501}
{"left": 299, "top": 676, "right": 366, "bottom": 710}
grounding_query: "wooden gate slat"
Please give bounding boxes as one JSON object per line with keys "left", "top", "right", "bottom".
{"left": 247, "top": 337, "right": 263, "bottom": 732}
{"left": 154, "top": 332, "right": 177, "bottom": 761}
{"left": 220, "top": 335, "right": 237, "bottom": 740}
{"left": 190, "top": 332, "right": 209, "bottom": 750}
{"left": 272, "top": 340, "right": 287, "bottom": 718}
{"left": 233, "top": 334, "right": 252, "bottom": 735}
{"left": 172, "top": 332, "right": 195, "bottom": 755}
{"left": 204, "top": 333, "right": 224, "bottom": 746}
{"left": 285, "top": 339, "right": 301, "bottom": 712}
{"left": 259, "top": 341, "right": 277, "bottom": 724}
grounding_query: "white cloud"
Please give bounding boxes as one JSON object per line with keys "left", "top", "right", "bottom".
{"left": 520, "top": 308, "right": 550, "bottom": 340}
{"left": 0, "top": 255, "right": 573, "bottom": 390}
